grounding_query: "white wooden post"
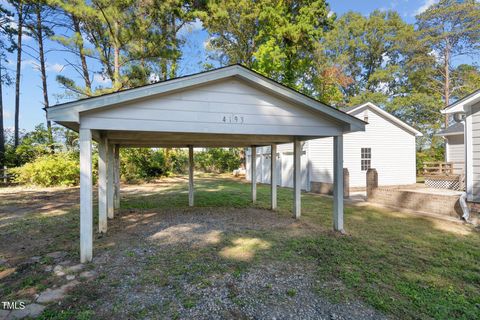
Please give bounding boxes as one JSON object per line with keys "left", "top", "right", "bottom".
{"left": 114, "top": 144, "right": 120, "bottom": 210}
{"left": 251, "top": 146, "right": 257, "bottom": 203}
{"left": 107, "top": 142, "right": 114, "bottom": 219}
{"left": 188, "top": 146, "right": 194, "bottom": 207}
{"left": 79, "top": 128, "right": 93, "bottom": 263}
{"left": 293, "top": 139, "right": 302, "bottom": 218}
{"left": 271, "top": 144, "right": 277, "bottom": 210}
{"left": 98, "top": 136, "right": 108, "bottom": 233}
{"left": 333, "top": 135, "right": 344, "bottom": 232}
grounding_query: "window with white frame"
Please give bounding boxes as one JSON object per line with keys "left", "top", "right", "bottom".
{"left": 361, "top": 148, "right": 371, "bottom": 171}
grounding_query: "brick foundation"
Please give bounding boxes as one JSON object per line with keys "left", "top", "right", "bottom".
{"left": 368, "top": 187, "right": 463, "bottom": 218}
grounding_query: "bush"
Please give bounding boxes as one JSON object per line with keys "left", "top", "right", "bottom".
{"left": 194, "top": 148, "right": 242, "bottom": 173}
{"left": 11, "top": 153, "right": 80, "bottom": 187}
{"left": 120, "top": 148, "right": 189, "bottom": 182}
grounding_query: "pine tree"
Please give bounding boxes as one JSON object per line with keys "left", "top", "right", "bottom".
{"left": 0, "top": 4, "right": 16, "bottom": 166}
{"left": 416, "top": 0, "right": 480, "bottom": 127}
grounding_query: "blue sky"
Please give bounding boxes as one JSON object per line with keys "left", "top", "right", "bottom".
{"left": 0, "top": 0, "right": 451, "bottom": 131}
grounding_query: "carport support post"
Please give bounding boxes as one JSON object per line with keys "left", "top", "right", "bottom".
{"left": 271, "top": 144, "right": 277, "bottom": 210}
{"left": 79, "top": 128, "right": 93, "bottom": 263}
{"left": 188, "top": 146, "right": 194, "bottom": 207}
{"left": 333, "top": 135, "right": 344, "bottom": 232}
{"left": 251, "top": 146, "right": 257, "bottom": 203}
{"left": 293, "top": 139, "right": 302, "bottom": 218}
{"left": 114, "top": 145, "right": 120, "bottom": 210}
{"left": 98, "top": 135, "right": 108, "bottom": 233}
{"left": 107, "top": 142, "right": 114, "bottom": 219}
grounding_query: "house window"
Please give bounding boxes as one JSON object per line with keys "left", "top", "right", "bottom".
{"left": 361, "top": 148, "right": 371, "bottom": 171}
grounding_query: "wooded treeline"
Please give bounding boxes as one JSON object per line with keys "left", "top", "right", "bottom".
{"left": 0, "top": 0, "right": 479, "bottom": 168}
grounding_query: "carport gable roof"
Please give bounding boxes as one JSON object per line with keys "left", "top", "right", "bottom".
{"left": 47, "top": 64, "right": 365, "bottom": 132}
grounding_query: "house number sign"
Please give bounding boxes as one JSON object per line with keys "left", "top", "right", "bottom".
{"left": 222, "top": 114, "right": 245, "bottom": 124}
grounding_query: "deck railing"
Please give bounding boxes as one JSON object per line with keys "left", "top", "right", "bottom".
{"left": 422, "top": 162, "right": 465, "bottom": 191}
{"left": 422, "top": 162, "right": 455, "bottom": 176}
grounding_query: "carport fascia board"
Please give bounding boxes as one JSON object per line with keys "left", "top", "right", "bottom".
{"left": 47, "top": 65, "right": 365, "bottom": 133}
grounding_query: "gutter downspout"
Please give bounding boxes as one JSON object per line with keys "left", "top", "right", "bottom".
{"left": 459, "top": 192, "right": 471, "bottom": 223}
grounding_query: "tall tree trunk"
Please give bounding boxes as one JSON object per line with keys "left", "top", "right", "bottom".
{"left": 113, "top": 45, "right": 120, "bottom": 88}
{"left": 0, "top": 60, "right": 5, "bottom": 168}
{"left": 36, "top": 2, "right": 53, "bottom": 150}
{"left": 72, "top": 14, "right": 92, "bottom": 94}
{"left": 444, "top": 40, "right": 450, "bottom": 129}
{"left": 14, "top": 0, "right": 23, "bottom": 148}
{"left": 169, "top": 17, "right": 177, "bottom": 79}
{"left": 113, "top": 20, "right": 120, "bottom": 89}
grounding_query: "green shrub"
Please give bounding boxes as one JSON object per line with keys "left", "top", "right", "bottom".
{"left": 120, "top": 148, "right": 167, "bottom": 182}
{"left": 11, "top": 153, "right": 80, "bottom": 187}
{"left": 120, "top": 148, "right": 189, "bottom": 182}
{"left": 194, "top": 148, "right": 242, "bottom": 173}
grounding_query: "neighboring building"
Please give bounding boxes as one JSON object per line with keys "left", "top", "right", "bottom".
{"left": 437, "top": 122, "right": 465, "bottom": 174}
{"left": 246, "top": 102, "right": 422, "bottom": 192}
{"left": 442, "top": 89, "right": 480, "bottom": 203}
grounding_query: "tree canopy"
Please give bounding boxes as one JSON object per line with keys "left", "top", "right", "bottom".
{"left": 1, "top": 0, "right": 479, "bottom": 158}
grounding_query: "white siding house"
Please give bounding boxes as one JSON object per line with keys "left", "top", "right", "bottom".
{"left": 443, "top": 89, "right": 480, "bottom": 202}
{"left": 246, "top": 102, "right": 422, "bottom": 192}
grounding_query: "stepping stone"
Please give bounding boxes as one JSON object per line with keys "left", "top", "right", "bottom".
{"left": 65, "top": 264, "right": 83, "bottom": 273}
{"left": 53, "top": 265, "right": 65, "bottom": 277}
{"left": 6, "top": 304, "right": 45, "bottom": 320}
{"left": 79, "top": 271, "right": 97, "bottom": 280}
{"left": 45, "top": 251, "right": 66, "bottom": 259}
{"left": 36, "top": 281, "right": 79, "bottom": 304}
{"left": 29, "top": 256, "right": 41, "bottom": 263}
{"left": 92, "top": 255, "right": 108, "bottom": 264}
{"left": 59, "top": 260, "right": 72, "bottom": 266}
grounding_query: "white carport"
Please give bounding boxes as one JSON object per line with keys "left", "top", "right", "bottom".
{"left": 47, "top": 65, "right": 366, "bottom": 262}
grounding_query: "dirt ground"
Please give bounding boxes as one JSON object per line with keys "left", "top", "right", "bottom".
{"left": 0, "top": 177, "right": 387, "bottom": 319}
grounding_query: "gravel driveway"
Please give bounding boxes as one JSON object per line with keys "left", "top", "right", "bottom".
{"left": 69, "top": 206, "right": 387, "bottom": 320}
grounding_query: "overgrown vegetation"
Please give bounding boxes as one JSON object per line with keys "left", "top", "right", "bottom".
{"left": 11, "top": 152, "right": 80, "bottom": 187}
{"left": 7, "top": 125, "right": 243, "bottom": 186}
{"left": 1, "top": 175, "right": 478, "bottom": 319}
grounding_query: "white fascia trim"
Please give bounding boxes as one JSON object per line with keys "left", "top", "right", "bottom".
{"left": 442, "top": 91, "right": 480, "bottom": 114}
{"left": 347, "top": 102, "right": 423, "bottom": 136}
{"left": 435, "top": 132, "right": 464, "bottom": 137}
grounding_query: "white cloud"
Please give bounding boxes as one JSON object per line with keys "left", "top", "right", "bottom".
{"left": 414, "top": 0, "right": 438, "bottom": 15}
{"left": 22, "top": 59, "right": 38, "bottom": 70}
{"left": 46, "top": 63, "right": 65, "bottom": 73}
{"left": 188, "top": 18, "right": 203, "bottom": 31}
{"left": 3, "top": 111, "right": 13, "bottom": 119}
{"left": 178, "top": 18, "right": 203, "bottom": 36}
{"left": 5, "top": 18, "right": 33, "bottom": 42}
{"left": 93, "top": 73, "right": 111, "bottom": 85}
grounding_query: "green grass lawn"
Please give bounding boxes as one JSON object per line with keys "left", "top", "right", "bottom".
{"left": 120, "top": 174, "right": 480, "bottom": 319}
{"left": 1, "top": 174, "right": 479, "bottom": 319}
